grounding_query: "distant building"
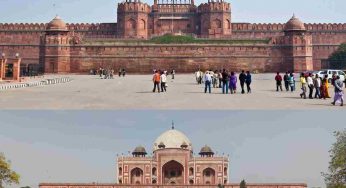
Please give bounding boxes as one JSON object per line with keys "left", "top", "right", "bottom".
{"left": 40, "top": 127, "right": 307, "bottom": 188}
{"left": 0, "top": 0, "right": 346, "bottom": 74}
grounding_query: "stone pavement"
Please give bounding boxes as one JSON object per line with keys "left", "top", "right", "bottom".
{"left": 0, "top": 74, "right": 343, "bottom": 109}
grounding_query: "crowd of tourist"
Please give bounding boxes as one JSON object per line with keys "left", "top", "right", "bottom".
{"left": 195, "top": 69, "right": 252, "bottom": 94}
{"left": 275, "top": 71, "right": 343, "bottom": 106}
{"left": 91, "top": 67, "right": 127, "bottom": 79}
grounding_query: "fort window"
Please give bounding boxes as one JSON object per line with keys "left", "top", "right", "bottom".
{"left": 119, "top": 167, "right": 123, "bottom": 174}
{"left": 189, "top": 180, "right": 194, "bottom": 184}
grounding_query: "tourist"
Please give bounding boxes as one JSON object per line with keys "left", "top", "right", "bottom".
{"left": 239, "top": 70, "right": 246, "bottom": 94}
{"left": 122, "top": 69, "right": 126, "bottom": 77}
{"left": 110, "top": 69, "right": 114, "bottom": 79}
{"left": 307, "top": 73, "right": 314, "bottom": 99}
{"left": 152, "top": 70, "right": 161, "bottom": 93}
{"left": 160, "top": 71, "right": 167, "bottom": 92}
{"left": 218, "top": 70, "right": 223, "bottom": 88}
{"left": 229, "top": 72, "right": 237, "bottom": 94}
{"left": 288, "top": 73, "right": 295, "bottom": 92}
{"left": 283, "top": 72, "right": 289, "bottom": 91}
{"left": 99, "top": 67, "right": 103, "bottom": 78}
{"left": 213, "top": 70, "right": 220, "bottom": 88}
{"left": 118, "top": 68, "right": 122, "bottom": 77}
{"left": 331, "top": 75, "right": 344, "bottom": 106}
{"left": 195, "top": 70, "right": 202, "bottom": 84}
{"left": 275, "top": 72, "right": 283, "bottom": 92}
{"left": 204, "top": 71, "right": 212, "bottom": 94}
{"left": 321, "top": 75, "right": 330, "bottom": 99}
{"left": 221, "top": 69, "right": 229, "bottom": 94}
{"left": 299, "top": 73, "right": 307, "bottom": 99}
{"left": 171, "top": 69, "right": 176, "bottom": 79}
{"left": 245, "top": 71, "right": 252, "bottom": 93}
{"left": 313, "top": 74, "right": 321, "bottom": 99}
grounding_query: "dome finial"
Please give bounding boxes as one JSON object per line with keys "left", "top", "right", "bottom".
{"left": 171, "top": 120, "right": 175, "bottom": 130}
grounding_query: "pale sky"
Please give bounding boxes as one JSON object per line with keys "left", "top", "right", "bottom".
{"left": 0, "top": 111, "right": 344, "bottom": 188}
{"left": 0, "top": 0, "right": 345, "bottom": 24}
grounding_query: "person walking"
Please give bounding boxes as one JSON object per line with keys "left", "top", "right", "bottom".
{"left": 331, "top": 75, "right": 344, "bottom": 106}
{"left": 171, "top": 69, "right": 176, "bottom": 79}
{"left": 160, "top": 71, "right": 167, "bottom": 92}
{"left": 288, "top": 73, "right": 295, "bottom": 92}
{"left": 307, "top": 73, "right": 314, "bottom": 99}
{"left": 299, "top": 73, "right": 307, "bottom": 99}
{"left": 239, "top": 70, "right": 246, "bottom": 94}
{"left": 204, "top": 71, "right": 212, "bottom": 94}
{"left": 321, "top": 75, "right": 330, "bottom": 99}
{"left": 313, "top": 74, "right": 321, "bottom": 99}
{"left": 275, "top": 72, "right": 283, "bottom": 92}
{"left": 122, "top": 69, "right": 126, "bottom": 77}
{"left": 152, "top": 70, "right": 161, "bottom": 93}
{"left": 213, "top": 70, "right": 220, "bottom": 88}
{"left": 283, "top": 72, "right": 289, "bottom": 91}
{"left": 196, "top": 70, "right": 202, "bottom": 84}
{"left": 221, "top": 69, "right": 229, "bottom": 94}
{"left": 229, "top": 72, "right": 237, "bottom": 94}
{"left": 118, "top": 68, "right": 122, "bottom": 77}
{"left": 245, "top": 71, "right": 252, "bottom": 93}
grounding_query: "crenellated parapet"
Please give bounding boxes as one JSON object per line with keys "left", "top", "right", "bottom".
{"left": 198, "top": 1, "right": 231, "bottom": 13}
{"left": 0, "top": 23, "right": 46, "bottom": 31}
{"left": 117, "top": 0, "right": 151, "bottom": 13}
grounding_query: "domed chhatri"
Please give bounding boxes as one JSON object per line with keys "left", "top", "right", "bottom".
{"left": 132, "top": 146, "right": 147, "bottom": 156}
{"left": 284, "top": 14, "right": 306, "bottom": 32}
{"left": 154, "top": 128, "right": 192, "bottom": 151}
{"left": 199, "top": 145, "right": 214, "bottom": 156}
{"left": 46, "top": 16, "right": 68, "bottom": 31}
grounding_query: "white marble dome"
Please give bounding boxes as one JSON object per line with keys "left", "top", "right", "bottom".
{"left": 153, "top": 129, "right": 192, "bottom": 151}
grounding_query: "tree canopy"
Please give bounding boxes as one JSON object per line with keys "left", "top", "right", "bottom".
{"left": 240, "top": 179, "right": 247, "bottom": 188}
{"left": 328, "top": 43, "right": 346, "bottom": 69}
{"left": 323, "top": 130, "right": 346, "bottom": 188}
{"left": 0, "top": 153, "right": 20, "bottom": 188}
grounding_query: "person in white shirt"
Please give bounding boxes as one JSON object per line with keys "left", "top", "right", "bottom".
{"left": 307, "top": 73, "right": 314, "bottom": 99}
{"left": 204, "top": 71, "right": 212, "bottom": 94}
{"left": 161, "top": 71, "right": 167, "bottom": 92}
{"left": 314, "top": 74, "right": 322, "bottom": 99}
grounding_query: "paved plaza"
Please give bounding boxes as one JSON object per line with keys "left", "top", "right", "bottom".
{"left": 0, "top": 74, "right": 343, "bottom": 109}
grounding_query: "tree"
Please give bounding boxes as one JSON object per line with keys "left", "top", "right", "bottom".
{"left": 328, "top": 43, "right": 346, "bottom": 69}
{"left": 240, "top": 179, "right": 247, "bottom": 188}
{"left": 0, "top": 153, "right": 20, "bottom": 188}
{"left": 322, "top": 130, "right": 346, "bottom": 188}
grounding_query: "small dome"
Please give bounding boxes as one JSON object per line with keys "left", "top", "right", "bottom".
{"left": 154, "top": 129, "right": 192, "bottom": 151}
{"left": 284, "top": 14, "right": 306, "bottom": 31}
{"left": 199, "top": 145, "right": 214, "bottom": 155}
{"left": 46, "top": 16, "right": 68, "bottom": 31}
{"left": 132, "top": 146, "right": 147, "bottom": 155}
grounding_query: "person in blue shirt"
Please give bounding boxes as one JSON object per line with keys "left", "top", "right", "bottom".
{"left": 245, "top": 71, "right": 252, "bottom": 93}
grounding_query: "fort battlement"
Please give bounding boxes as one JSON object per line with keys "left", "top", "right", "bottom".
{"left": 117, "top": 1, "right": 151, "bottom": 13}
{"left": 198, "top": 1, "right": 231, "bottom": 12}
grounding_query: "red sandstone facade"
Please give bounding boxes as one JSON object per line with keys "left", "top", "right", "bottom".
{"left": 0, "top": 0, "right": 345, "bottom": 74}
{"left": 39, "top": 128, "right": 307, "bottom": 188}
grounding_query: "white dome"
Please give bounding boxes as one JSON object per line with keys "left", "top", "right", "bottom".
{"left": 153, "top": 129, "right": 192, "bottom": 151}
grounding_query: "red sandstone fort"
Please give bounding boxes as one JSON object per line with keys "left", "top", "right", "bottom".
{"left": 1, "top": 0, "right": 346, "bottom": 74}
{"left": 39, "top": 128, "right": 308, "bottom": 188}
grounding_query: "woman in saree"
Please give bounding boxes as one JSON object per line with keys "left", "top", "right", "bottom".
{"left": 321, "top": 75, "right": 331, "bottom": 99}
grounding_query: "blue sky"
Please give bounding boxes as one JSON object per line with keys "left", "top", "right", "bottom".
{"left": 0, "top": 0, "right": 345, "bottom": 23}
{"left": 0, "top": 111, "right": 344, "bottom": 188}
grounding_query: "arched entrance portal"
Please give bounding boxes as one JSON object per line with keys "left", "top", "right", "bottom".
{"left": 130, "top": 168, "right": 144, "bottom": 184}
{"left": 162, "top": 160, "right": 184, "bottom": 184}
{"left": 202, "top": 168, "right": 216, "bottom": 185}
